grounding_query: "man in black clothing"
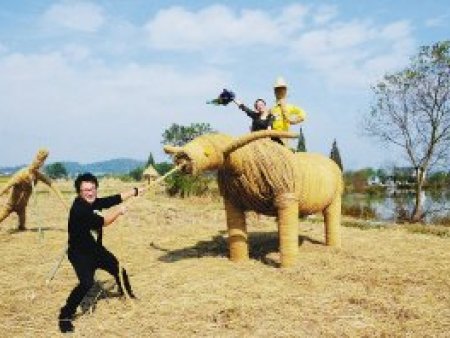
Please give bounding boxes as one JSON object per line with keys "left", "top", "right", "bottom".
{"left": 58, "top": 173, "right": 144, "bottom": 333}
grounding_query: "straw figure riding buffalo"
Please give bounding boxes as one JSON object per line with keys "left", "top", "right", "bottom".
{"left": 164, "top": 130, "right": 343, "bottom": 268}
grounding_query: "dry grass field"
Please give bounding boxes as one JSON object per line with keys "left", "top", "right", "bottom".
{"left": 0, "top": 179, "right": 449, "bottom": 337}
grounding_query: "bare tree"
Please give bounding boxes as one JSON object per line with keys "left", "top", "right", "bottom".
{"left": 364, "top": 41, "right": 450, "bottom": 222}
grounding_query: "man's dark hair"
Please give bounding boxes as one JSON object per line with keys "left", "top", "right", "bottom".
{"left": 74, "top": 172, "right": 98, "bottom": 193}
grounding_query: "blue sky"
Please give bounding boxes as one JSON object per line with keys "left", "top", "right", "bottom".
{"left": 0, "top": 1, "right": 449, "bottom": 169}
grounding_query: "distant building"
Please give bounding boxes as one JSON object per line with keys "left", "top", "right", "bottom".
{"left": 367, "top": 166, "right": 418, "bottom": 188}
{"left": 367, "top": 176, "right": 381, "bottom": 186}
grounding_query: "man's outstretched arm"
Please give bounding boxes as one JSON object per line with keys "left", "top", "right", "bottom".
{"left": 103, "top": 205, "right": 127, "bottom": 227}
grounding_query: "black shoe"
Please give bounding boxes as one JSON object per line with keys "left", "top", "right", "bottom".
{"left": 59, "top": 319, "right": 74, "bottom": 333}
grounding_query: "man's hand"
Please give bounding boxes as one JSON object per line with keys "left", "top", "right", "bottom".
{"left": 137, "top": 186, "right": 146, "bottom": 196}
{"left": 121, "top": 186, "right": 146, "bottom": 201}
{"left": 103, "top": 205, "right": 127, "bottom": 226}
{"left": 119, "top": 205, "right": 128, "bottom": 215}
{"left": 289, "top": 116, "right": 304, "bottom": 125}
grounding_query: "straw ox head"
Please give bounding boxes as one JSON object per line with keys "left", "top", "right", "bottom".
{"left": 163, "top": 130, "right": 298, "bottom": 175}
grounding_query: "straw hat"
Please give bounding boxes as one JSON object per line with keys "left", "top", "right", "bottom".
{"left": 273, "top": 76, "right": 288, "bottom": 88}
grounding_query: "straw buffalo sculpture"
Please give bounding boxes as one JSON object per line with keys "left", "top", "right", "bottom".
{"left": 164, "top": 130, "right": 343, "bottom": 268}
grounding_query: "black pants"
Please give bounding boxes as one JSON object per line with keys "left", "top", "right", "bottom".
{"left": 59, "top": 247, "right": 133, "bottom": 319}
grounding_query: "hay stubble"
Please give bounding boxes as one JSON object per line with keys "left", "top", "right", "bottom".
{"left": 0, "top": 180, "right": 449, "bottom": 337}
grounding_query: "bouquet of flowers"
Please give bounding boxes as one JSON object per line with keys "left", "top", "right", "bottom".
{"left": 207, "top": 89, "right": 235, "bottom": 106}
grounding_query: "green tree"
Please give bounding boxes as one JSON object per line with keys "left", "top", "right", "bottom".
{"left": 154, "top": 162, "right": 173, "bottom": 175}
{"left": 330, "top": 139, "right": 343, "bottom": 171}
{"left": 161, "top": 123, "right": 215, "bottom": 147}
{"left": 146, "top": 152, "right": 155, "bottom": 167}
{"left": 427, "top": 171, "right": 449, "bottom": 189}
{"left": 345, "top": 168, "right": 374, "bottom": 193}
{"left": 165, "top": 172, "right": 210, "bottom": 197}
{"left": 45, "top": 162, "right": 68, "bottom": 179}
{"left": 363, "top": 41, "right": 450, "bottom": 222}
{"left": 162, "top": 122, "right": 215, "bottom": 197}
{"left": 128, "top": 166, "right": 144, "bottom": 181}
{"left": 296, "top": 127, "right": 307, "bottom": 152}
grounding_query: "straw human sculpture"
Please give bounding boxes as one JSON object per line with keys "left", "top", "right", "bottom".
{"left": 0, "top": 149, "right": 68, "bottom": 231}
{"left": 164, "top": 130, "right": 343, "bottom": 268}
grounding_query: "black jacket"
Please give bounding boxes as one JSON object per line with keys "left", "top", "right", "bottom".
{"left": 67, "top": 195, "right": 122, "bottom": 254}
{"left": 238, "top": 104, "right": 275, "bottom": 132}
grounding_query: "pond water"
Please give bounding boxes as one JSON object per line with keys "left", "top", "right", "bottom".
{"left": 343, "top": 189, "right": 450, "bottom": 223}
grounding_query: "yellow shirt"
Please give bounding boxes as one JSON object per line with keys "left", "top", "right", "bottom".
{"left": 271, "top": 103, "right": 306, "bottom": 131}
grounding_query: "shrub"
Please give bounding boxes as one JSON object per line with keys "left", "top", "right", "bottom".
{"left": 129, "top": 166, "right": 144, "bottom": 181}
{"left": 342, "top": 203, "right": 376, "bottom": 219}
{"left": 165, "top": 173, "right": 211, "bottom": 198}
{"left": 429, "top": 214, "right": 450, "bottom": 227}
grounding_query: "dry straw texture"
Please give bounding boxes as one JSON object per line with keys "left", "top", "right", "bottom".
{"left": 143, "top": 165, "right": 160, "bottom": 180}
{"left": 0, "top": 180, "right": 449, "bottom": 337}
{"left": 166, "top": 131, "right": 342, "bottom": 267}
{"left": 0, "top": 149, "right": 62, "bottom": 230}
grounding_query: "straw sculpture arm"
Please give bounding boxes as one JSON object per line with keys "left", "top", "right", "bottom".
{"left": 285, "top": 104, "right": 305, "bottom": 125}
{"left": 35, "top": 171, "right": 70, "bottom": 211}
{"left": 0, "top": 175, "right": 18, "bottom": 196}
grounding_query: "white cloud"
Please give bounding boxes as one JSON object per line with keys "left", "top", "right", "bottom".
{"left": 313, "top": 5, "right": 338, "bottom": 25}
{"left": 0, "top": 3, "right": 422, "bottom": 168}
{"left": 144, "top": 5, "right": 415, "bottom": 89}
{"left": 0, "top": 51, "right": 230, "bottom": 164}
{"left": 61, "top": 44, "right": 91, "bottom": 61}
{"left": 277, "top": 4, "right": 309, "bottom": 34}
{"left": 290, "top": 19, "right": 414, "bottom": 88}
{"left": 42, "top": 1, "right": 105, "bottom": 32}
{"left": 425, "top": 15, "right": 448, "bottom": 28}
{"left": 380, "top": 20, "right": 411, "bottom": 40}
{"left": 144, "top": 5, "right": 297, "bottom": 51}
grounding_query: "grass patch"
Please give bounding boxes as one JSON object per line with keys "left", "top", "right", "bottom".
{"left": 0, "top": 175, "right": 11, "bottom": 184}
{"left": 404, "top": 224, "right": 450, "bottom": 238}
{"left": 341, "top": 219, "right": 389, "bottom": 230}
{"left": 1, "top": 180, "right": 449, "bottom": 336}
{"left": 429, "top": 214, "right": 450, "bottom": 227}
{"left": 342, "top": 203, "right": 377, "bottom": 219}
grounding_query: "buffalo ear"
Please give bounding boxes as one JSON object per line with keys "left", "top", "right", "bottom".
{"left": 163, "top": 145, "right": 182, "bottom": 155}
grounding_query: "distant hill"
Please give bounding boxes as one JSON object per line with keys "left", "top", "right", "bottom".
{"left": 0, "top": 158, "right": 145, "bottom": 176}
